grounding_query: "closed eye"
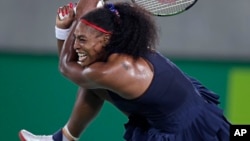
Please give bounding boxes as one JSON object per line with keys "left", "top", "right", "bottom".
{"left": 78, "top": 37, "right": 86, "bottom": 43}
{"left": 74, "top": 34, "right": 87, "bottom": 43}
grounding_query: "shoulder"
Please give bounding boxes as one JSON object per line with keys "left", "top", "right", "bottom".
{"left": 106, "top": 53, "right": 154, "bottom": 99}
{"left": 88, "top": 53, "right": 153, "bottom": 99}
{"left": 107, "top": 53, "right": 151, "bottom": 72}
{"left": 82, "top": 54, "right": 133, "bottom": 87}
{"left": 107, "top": 53, "right": 131, "bottom": 62}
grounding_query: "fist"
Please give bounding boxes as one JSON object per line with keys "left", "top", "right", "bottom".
{"left": 56, "top": 3, "right": 76, "bottom": 29}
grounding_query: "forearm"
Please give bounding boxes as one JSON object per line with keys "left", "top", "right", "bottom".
{"left": 56, "top": 0, "right": 99, "bottom": 54}
{"left": 57, "top": 40, "right": 65, "bottom": 55}
{"left": 58, "top": 27, "right": 84, "bottom": 86}
{"left": 67, "top": 87, "right": 104, "bottom": 137}
{"left": 75, "top": 0, "right": 99, "bottom": 19}
{"left": 56, "top": 19, "right": 77, "bottom": 56}
{"left": 58, "top": 0, "right": 99, "bottom": 84}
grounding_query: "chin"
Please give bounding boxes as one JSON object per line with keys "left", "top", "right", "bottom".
{"left": 78, "top": 60, "right": 94, "bottom": 67}
{"left": 77, "top": 61, "right": 85, "bottom": 67}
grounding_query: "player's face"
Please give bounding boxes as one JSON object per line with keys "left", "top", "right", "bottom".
{"left": 73, "top": 22, "right": 108, "bottom": 66}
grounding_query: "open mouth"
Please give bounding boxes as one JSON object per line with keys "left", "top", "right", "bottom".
{"left": 76, "top": 51, "right": 87, "bottom": 66}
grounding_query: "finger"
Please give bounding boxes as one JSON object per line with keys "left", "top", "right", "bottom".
{"left": 57, "top": 7, "right": 63, "bottom": 20}
{"left": 69, "top": 2, "right": 73, "bottom": 9}
{"left": 68, "top": 4, "right": 75, "bottom": 17}
{"left": 68, "top": 2, "right": 77, "bottom": 15}
{"left": 62, "top": 6, "right": 67, "bottom": 16}
{"left": 58, "top": 6, "right": 69, "bottom": 20}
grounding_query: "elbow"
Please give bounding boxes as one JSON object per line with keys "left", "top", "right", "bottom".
{"left": 59, "top": 64, "right": 66, "bottom": 76}
{"left": 59, "top": 58, "right": 69, "bottom": 77}
{"left": 59, "top": 64, "right": 67, "bottom": 77}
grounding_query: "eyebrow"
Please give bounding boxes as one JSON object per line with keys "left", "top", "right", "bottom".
{"left": 73, "top": 33, "right": 86, "bottom": 39}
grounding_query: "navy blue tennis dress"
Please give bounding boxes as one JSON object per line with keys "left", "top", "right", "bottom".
{"left": 108, "top": 51, "right": 230, "bottom": 141}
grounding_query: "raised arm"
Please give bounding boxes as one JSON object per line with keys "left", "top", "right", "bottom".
{"left": 55, "top": 1, "right": 104, "bottom": 140}
{"left": 56, "top": 0, "right": 106, "bottom": 88}
{"left": 75, "top": 0, "right": 99, "bottom": 19}
{"left": 56, "top": 0, "right": 99, "bottom": 56}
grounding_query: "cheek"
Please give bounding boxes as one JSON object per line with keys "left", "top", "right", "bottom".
{"left": 90, "top": 45, "right": 105, "bottom": 61}
{"left": 93, "top": 46, "right": 105, "bottom": 54}
{"left": 87, "top": 38, "right": 105, "bottom": 57}
{"left": 92, "top": 41, "right": 105, "bottom": 55}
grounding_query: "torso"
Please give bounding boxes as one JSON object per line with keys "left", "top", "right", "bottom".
{"left": 92, "top": 52, "right": 230, "bottom": 139}
{"left": 106, "top": 51, "right": 203, "bottom": 131}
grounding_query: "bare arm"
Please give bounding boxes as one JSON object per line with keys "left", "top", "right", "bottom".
{"left": 55, "top": 1, "right": 104, "bottom": 138}
{"left": 75, "top": 0, "right": 99, "bottom": 19}
{"left": 57, "top": 0, "right": 99, "bottom": 56}
{"left": 57, "top": 0, "right": 105, "bottom": 88}
{"left": 56, "top": 1, "right": 153, "bottom": 98}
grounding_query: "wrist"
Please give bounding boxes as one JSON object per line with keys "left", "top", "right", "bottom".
{"left": 55, "top": 26, "right": 71, "bottom": 40}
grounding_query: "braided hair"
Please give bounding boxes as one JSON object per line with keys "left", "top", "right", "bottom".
{"left": 81, "top": 2, "right": 158, "bottom": 60}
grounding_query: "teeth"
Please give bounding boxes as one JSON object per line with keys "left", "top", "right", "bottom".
{"left": 78, "top": 54, "right": 84, "bottom": 57}
{"left": 77, "top": 52, "right": 86, "bottom": 56}
{"left": 76, "top": 51, "right": 87, "bottom": 64}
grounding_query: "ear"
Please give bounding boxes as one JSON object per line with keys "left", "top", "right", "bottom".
{"left": 103, "top": 34, "right": 111, "bottom": 46}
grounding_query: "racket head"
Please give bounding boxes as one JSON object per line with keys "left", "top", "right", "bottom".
{"left": 132, "top": 0, "right": 198, "bottom": 16}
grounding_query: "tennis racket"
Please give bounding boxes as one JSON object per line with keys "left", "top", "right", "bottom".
{"left": 98, "top": 0, "right": 198, "bottom": 16}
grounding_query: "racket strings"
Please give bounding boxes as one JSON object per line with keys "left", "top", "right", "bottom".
{"left": 134, "top": 0, "right": 195, "bottom": 15}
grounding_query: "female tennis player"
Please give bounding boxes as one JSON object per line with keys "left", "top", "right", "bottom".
{"left": 19, "top": 1, "right": 230, "bottom": 141}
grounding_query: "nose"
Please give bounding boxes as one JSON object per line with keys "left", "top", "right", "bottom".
{"left": 73, "top": 39, "right": 80, "bottom": 50}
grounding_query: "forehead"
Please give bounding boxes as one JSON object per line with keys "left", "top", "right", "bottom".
{"left": 74, "top": 22, "right": 100, "bottom": 37}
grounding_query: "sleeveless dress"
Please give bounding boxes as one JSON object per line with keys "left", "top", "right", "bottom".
{"left": 108, "top": 51, "right": 230, "bottom": 141}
